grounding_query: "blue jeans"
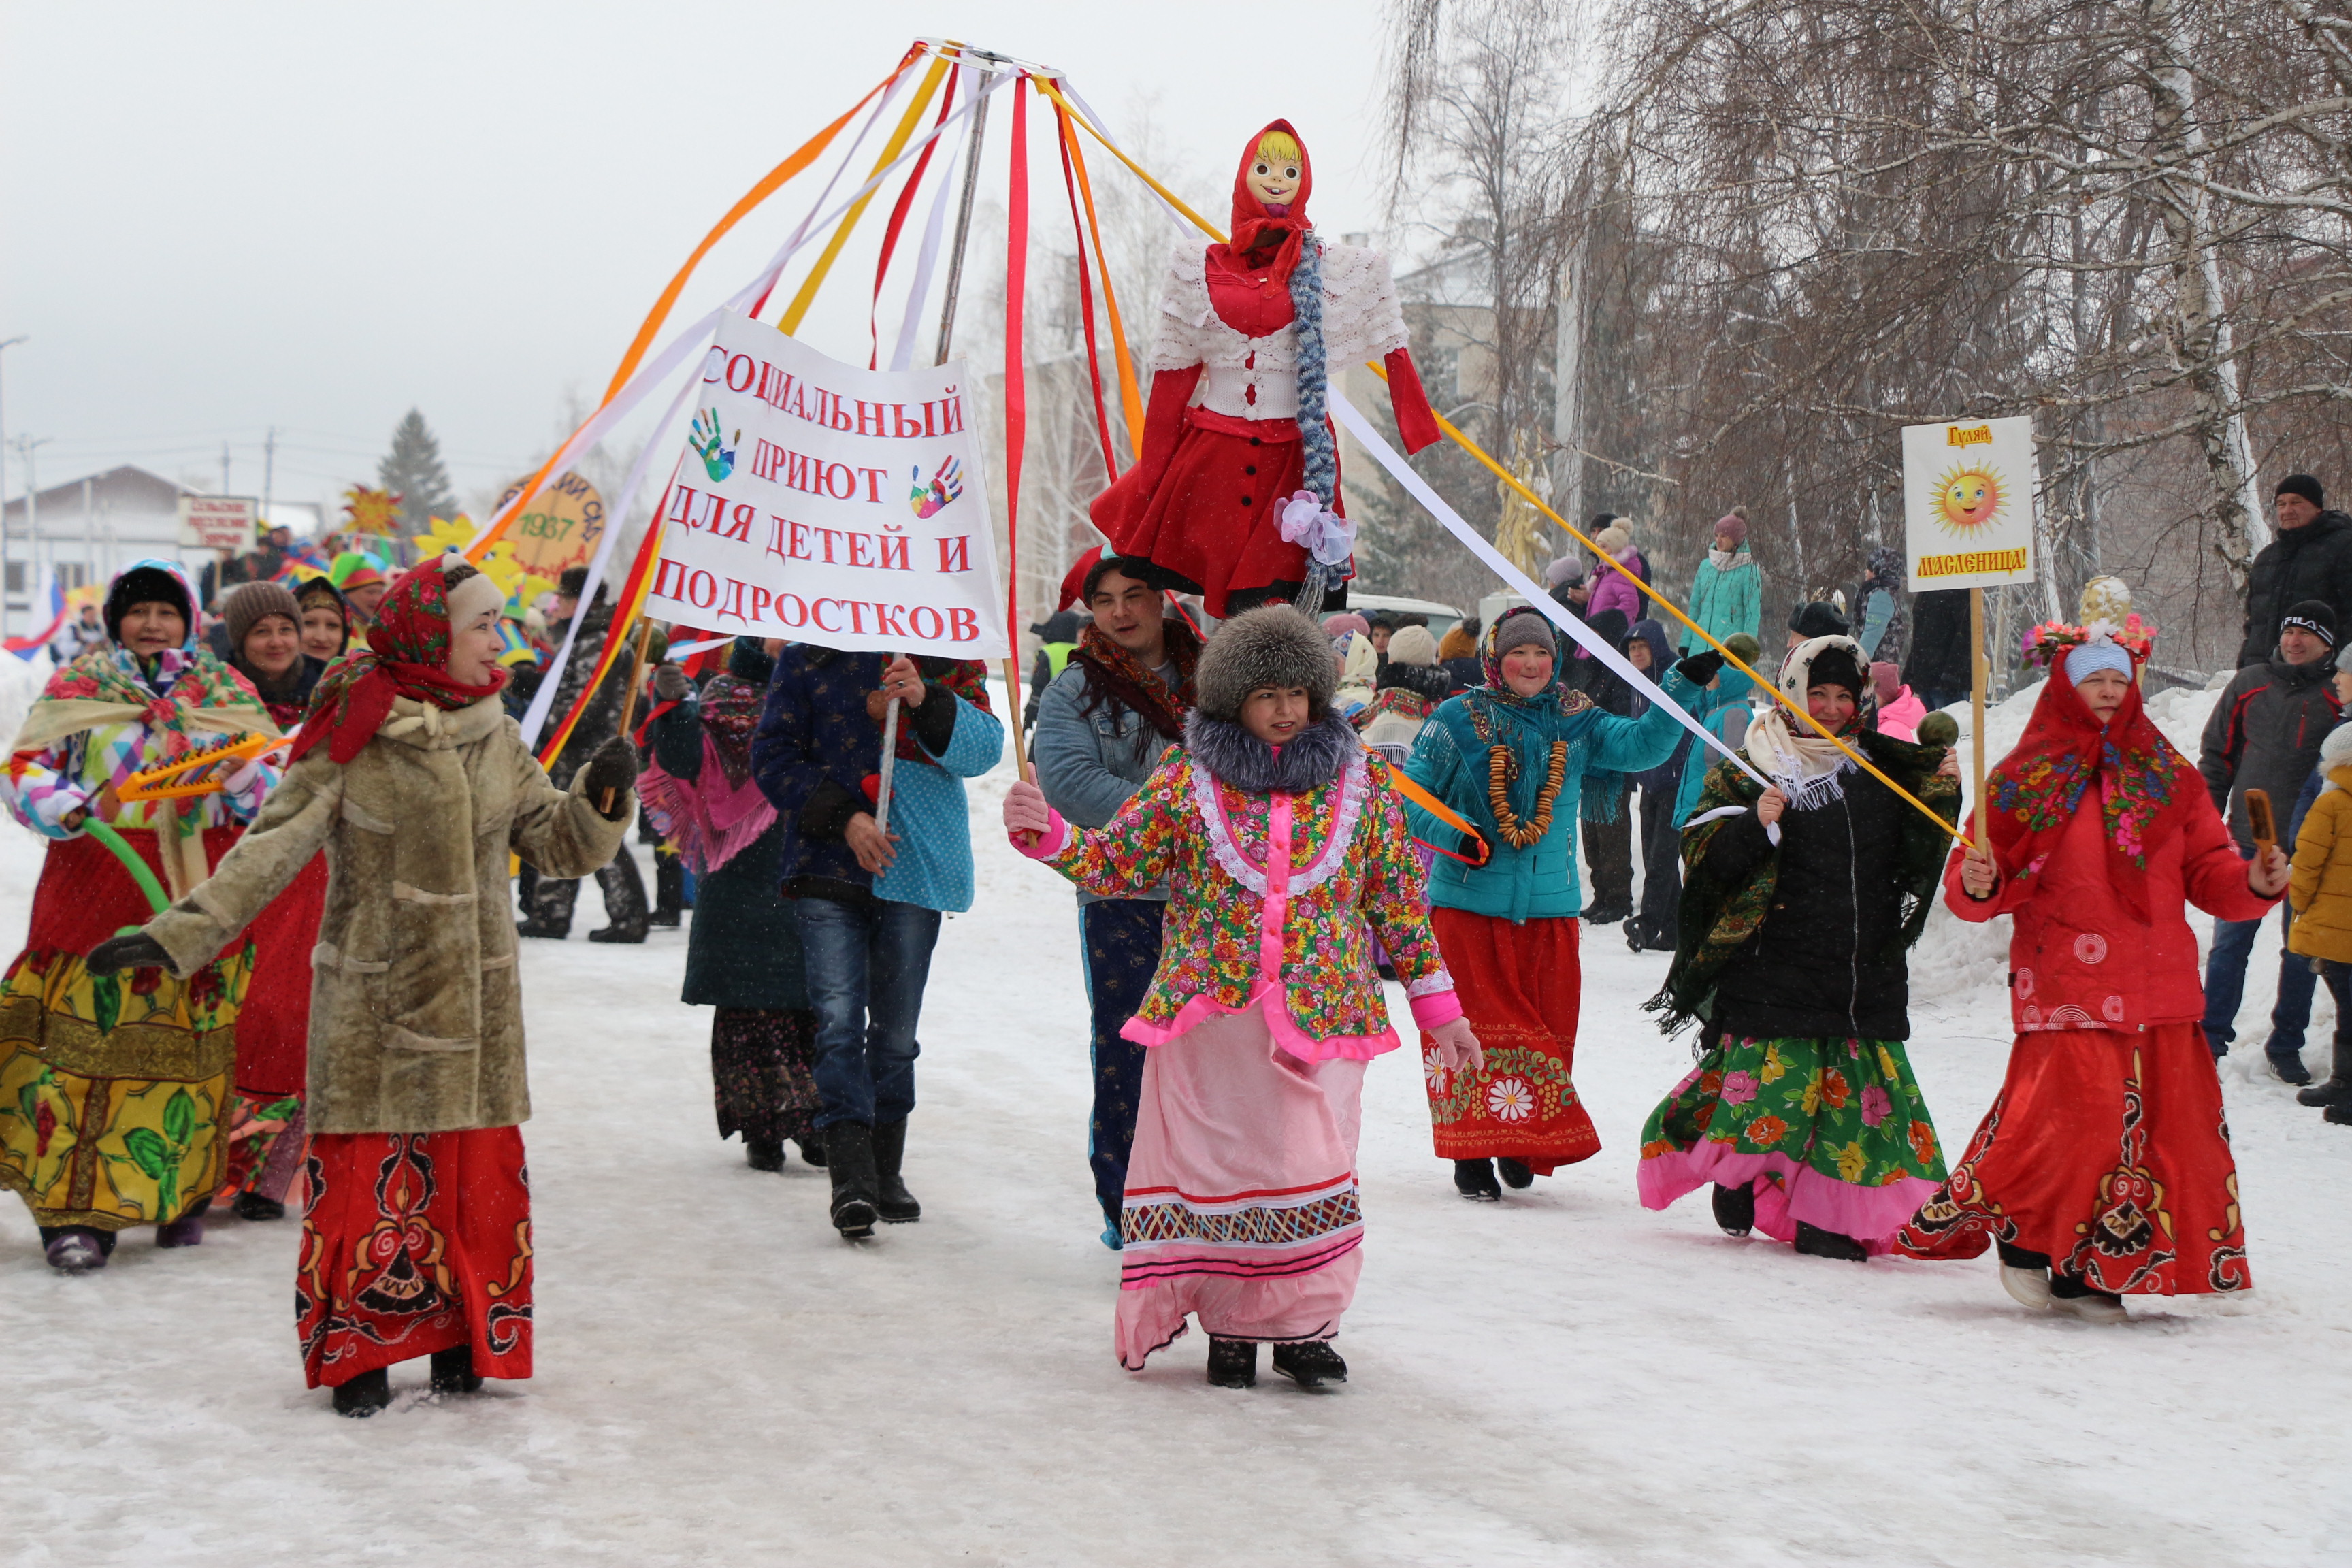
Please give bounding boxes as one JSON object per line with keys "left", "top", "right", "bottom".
{"left": 1079, "top": 898, "right": 1163, "bottom": 1236}
{"left": 2202, "top": 901, "right": 2315, "bottom": 1057}
{"left": 791, "top": 897, "right": 941, "bottom": 1128}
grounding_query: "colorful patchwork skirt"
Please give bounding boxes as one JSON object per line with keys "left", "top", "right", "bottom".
{"left": 1421, "top": 908, "right": 1599, "bottom": 1174}
{"left": 1893, "top": 1022, "right": 2249, "bottom": 1294}
{"left": 1639, "top": 1032, "right": 1946, "bottom": 1253}
{"left": 1115, "top": 1003, "right": 1367, "bottom": 1369}
{"left": 710, "top": 1006, "right": 820, "bottom": 1147}
{"left": 0, "top": 828, "right": 242, "bottom": 1231}
{"left": 297, "top": 1128, "right": 533, "bottom": 1388}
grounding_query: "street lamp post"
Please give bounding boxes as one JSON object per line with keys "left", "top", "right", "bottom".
{"left": 0, "top": 335, "right": 26, "bottom": 640}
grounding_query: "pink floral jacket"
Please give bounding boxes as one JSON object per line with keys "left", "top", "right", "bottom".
{"left": 1021, "top": 745, "right": 1458, "bottom": 1060}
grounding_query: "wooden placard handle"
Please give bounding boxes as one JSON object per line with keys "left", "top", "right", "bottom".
{"left": 2247, "top": 787, "right": 2276, "bottom": 859}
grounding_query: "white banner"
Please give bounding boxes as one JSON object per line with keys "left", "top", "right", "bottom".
{"left": 1901, "top": 414, "right": 2038, "bottom": 590}
{"left": 643, "top": 314, "right": 1007, "bottom": 659}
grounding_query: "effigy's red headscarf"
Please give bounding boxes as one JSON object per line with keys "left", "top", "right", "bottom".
{"left": 288, "top": 557, "right": 509, "bottom": 765}
{"left": 1211, "top": 118, "right": 1314, "bottom": 286}
{"left": 1983, "top": 623, "right": 2190, "bottom": 917}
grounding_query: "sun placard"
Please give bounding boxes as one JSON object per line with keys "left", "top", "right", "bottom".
{"left": 1901, "top": 416, "right": 2037, "bottom": 590}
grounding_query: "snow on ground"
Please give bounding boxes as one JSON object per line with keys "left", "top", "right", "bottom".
{"left": 5, "top": 686, "right": 2352, "bottom": 1566}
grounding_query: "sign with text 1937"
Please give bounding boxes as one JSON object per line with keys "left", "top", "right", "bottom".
{"left": 1901, "top": 415, "right": 2038, "bottom": 591}
{"left": 492, "top": 470, "right": 605, "bottom": 579}
{"left": 642, "top": 312, "right": 1007, "bottom": 659}
{"left": 178, "top": 495, "right": 259, "bottom": 551}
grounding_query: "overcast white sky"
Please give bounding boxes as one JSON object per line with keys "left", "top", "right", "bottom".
{"left": 0, "top": 2, "right": 1398, "bottom": 522}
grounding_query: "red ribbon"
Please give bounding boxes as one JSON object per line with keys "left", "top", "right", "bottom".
{"left": 1004, "top": 78, "right": 1030, "bottom": 650}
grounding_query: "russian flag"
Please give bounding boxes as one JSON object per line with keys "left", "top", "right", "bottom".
{"left": 5, "top": 570, "right": 67, "bottom": 661}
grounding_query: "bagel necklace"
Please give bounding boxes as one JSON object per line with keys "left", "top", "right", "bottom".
{"left": 1468, "top": 696, "right": 1570, "bottom": 850}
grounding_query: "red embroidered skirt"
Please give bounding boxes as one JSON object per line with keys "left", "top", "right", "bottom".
{"left": 231, "top": 853, "right": 326, "bottom": 1098}
{"left": 297, "top": 1128, "right": 533, "bottom": 1388}
{"left": 1420, "top": 908, "right": 1599, "bottom": 1174}
{"left": 1893, "top": 1021, "right": 2249, "bottom": 1294}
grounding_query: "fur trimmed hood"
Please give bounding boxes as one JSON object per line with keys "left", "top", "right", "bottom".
{"left": 1183, "top": 708, "right": 1358, "bottom": 794}
{"left": 1195, "top": 604, "right": 1337, "bottom": 721}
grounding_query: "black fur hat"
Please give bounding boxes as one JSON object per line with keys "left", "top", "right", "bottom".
{"left": 1195, "top": 604, "right": 1336, "bottom": 722}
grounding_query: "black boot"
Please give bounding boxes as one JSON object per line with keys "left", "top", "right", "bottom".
{"left": 650, "top": 853, "right": 685, "bottom": 928}
{"left": 795, "top": 1136, "right": 828, "bottom": 1169}
{"left": 332, "top": 1367, "right": 391, "bottom": 1418}
{"left": 823, "top": 1122, "right": 879, "bottom": 1237}
{"left": 870, "top": 1119, "right": 920, "bottom": 1223}
{"left": 1206, "top": 1337, "right": 1258, "bottom": 1388}
{"left": 2298, "top": 1035, "right": 2352, "bottom": 1107}
{"left": 2268, "top": 1043, "right": 2315, "bottom": 1086}
{"left": 2328, "top": 1101, "right": 2352, "bottom": 1126}
{"left": 1453, "top": 1158, "right": 1501, "bottom": 1201}
{"left": 1271, "top": 1340, "right": 1348, "bottom": 1388}
{"left": 430, "top": 1345, "right": 483, "bottom": 1394}
{"left": 744, "top": 1137, "right": 785, "bottom": 1173}
{"left": 1711, "top": 1181, "right": 1755, "bottom": 1237}
{"left": 232, "top": 1190, "right": 287, "bottom": 1222}
{"left": 1497, "top": 1157, "right": 1535, "bottom": 1190}
{"left": 1794, "top": 1221, "right": 1869, "bottom": 1262}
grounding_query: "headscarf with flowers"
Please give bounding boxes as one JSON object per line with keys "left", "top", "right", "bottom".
{"left": 289, "top": 556, "right": 508, "bottom": 766}
{"left": 1986, "top": 616, "right": 2186, "bottom": 917}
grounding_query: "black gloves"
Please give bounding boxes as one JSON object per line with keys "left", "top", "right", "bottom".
{"left": 652, "top": 664, "right": 692, "bottom": 702}
{"left": 89, "top": 932, "right": 169, "bottom": 977}
{"left": 1674, "top": 649, "right": 1725, "bottom": 685}
{"left": 581, "top": 736, "right": 640, "bottom": 819}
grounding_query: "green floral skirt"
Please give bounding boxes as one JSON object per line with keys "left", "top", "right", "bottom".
{"left": 1637, "top": 1034, "right": 1947, "bottom": 1251}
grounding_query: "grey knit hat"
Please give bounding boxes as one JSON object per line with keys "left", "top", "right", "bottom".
{"left": 1492, "top": 606, "right": 1558, "bottom": 659}
{"left": 1195, "top": 604, "right": 1337, "bottom": 721}
{"left": 223, "top": 579, "right": 301, "bottom": 651}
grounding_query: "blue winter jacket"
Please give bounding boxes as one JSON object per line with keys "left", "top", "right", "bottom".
{"left": 1673, "top": 670, "right": 1758, "bottom": 827}
{"left": 1403, "top": 668, "right": 1697, "bottom": 923}
{"left": 750, "top": 646, "right": 1004, "bottom": 913}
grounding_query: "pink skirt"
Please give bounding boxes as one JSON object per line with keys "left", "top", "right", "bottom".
{"left": 1115, "top": 1003, "right": 1368, "bottom": 1370}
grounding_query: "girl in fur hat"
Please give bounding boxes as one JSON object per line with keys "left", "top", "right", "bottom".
{"left": 1003, "top": 605, "right": 1480, "bottom": 1390}
{"left": 1403, "top": 606, "right": 1705, "bottom": 1199}
{"left": 1637, "top": 635, "right": 1962, "bottom": 1262}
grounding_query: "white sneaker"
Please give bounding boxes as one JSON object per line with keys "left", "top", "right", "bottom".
{"left": 2051, "top": 1290, "right": 2128, "bottom": 1324}
{"left": 1999, "top": 1264, "right": 2053, "bottom": 1311}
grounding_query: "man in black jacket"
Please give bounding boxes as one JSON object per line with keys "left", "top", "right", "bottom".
{"left": 2238, "top": 475, "right": 2352, "bottom": 668}
{"left": 2201, "top": 600, "right": 2344, "bottom": 1073}
{"left": 1903, "top": 589, "right": 1971, "bottom": 713}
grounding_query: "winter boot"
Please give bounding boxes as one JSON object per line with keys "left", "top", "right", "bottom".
{"left": 587, "top": 922, "right": 648, "bottom": 944}
{"left": 430, "top": 1345, "right": 483, "bottom": 1394}
{"left": 1453, "top": 1159, "right": 1501, "bottom": 1201}
{"left": 870, "top": 1119, "right": 921, "bottom": 1223}
{"left": 1271, "top": 1340, "right": 1348, "bottom": 1388}
{"left": 233, "top": 1190, "right": 286, "bottom": 1222}
{"left": 2298, "top": 1036, "right": 2352, "bottom": 1107}
{"left": 1206, "top": 1337, "right": 1258, "bottom": 1388}
{"left": 332, "top": 1367, "right": 392, "bottom": 1418}
{"left": 1711, "top": 1181, "right": 1755, "bottom": 1237}
{"left": 2049, "top": 1271, "right": 2127, "bottom": 1322}
{"left": 2328, "top": 1101, "right": 2352, "bottom": 1126}
{"left": 823, "top": 1122, "right": 879, "bottom": 1237}
{"left": 1793, "top": 1221, "right": 1868, "bottom": 1262}
{"left": 157, "top": 1198, "right": 210, "bottom": 1248}
{"left": 41, "top": 1226, "right": 111, "bottom": 1272}
{"left": 650, "top": 853, "right": 685, "bottom": 928}
{"left": 1997, "top": 1241, "right": 2053, "bottom": 1309}
{"left": 1497, "top": 1157, "right": 1536, "bottom": 1190}
{"left": 744, "top": 1137, "right": 785, "bottom": 1173}
{"left": 2268, "top": 1044, "right": 2315, "bottom": 1086}
{"left": 794, "top": 1136, "right": 828, "bottom": 1169}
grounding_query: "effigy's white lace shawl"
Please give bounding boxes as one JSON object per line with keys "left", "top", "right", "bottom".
{"left": 1147, "top": 240, "right": 1410, "bottom": 382}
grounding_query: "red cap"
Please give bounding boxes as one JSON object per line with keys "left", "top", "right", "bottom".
{"left": 1056, "top": 546, "right": 1105, "bottom": 614}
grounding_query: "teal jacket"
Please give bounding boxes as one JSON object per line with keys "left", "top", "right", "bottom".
{"left": 1673, "top": 670, "right": 1757, "bottom": 826}
{"left": 1681, "top": 552, "right": 1763, "bottom": 653}
{"left": 1404, "top": 670, "right": 1698, "bottom": 923}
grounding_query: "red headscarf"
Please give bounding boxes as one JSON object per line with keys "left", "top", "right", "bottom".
{"left": 1982, "top": 658, "right": 2192, "bottom": 916}
{"left": 287, "top": 558, "right": 509, "bottom": 765}
{"left": 1210, "top": 118, "right": 1314, "bottom": 287}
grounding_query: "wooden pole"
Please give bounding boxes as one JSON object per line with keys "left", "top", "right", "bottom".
{"left": 1969, "top": 586, "right": 1989, "bottom": 855}
{"left": 875, "top": 658, "right": 902, "bottom": 836}
{"left": 600, "top": 618, "right": 657, "bottom": 815}
{"left": 1002, "top": 657, "right": 1032, "bottom": 781}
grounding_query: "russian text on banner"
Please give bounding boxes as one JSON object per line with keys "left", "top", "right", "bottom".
{"left": 644, "top": 312, "right": 1009, "bottom": 658}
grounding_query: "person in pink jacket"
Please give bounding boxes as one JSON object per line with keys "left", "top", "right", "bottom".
{"left": 1872, "top": 662, "right": 1927, "bottom": 742}
{"left": 1586, "top": 524, "right": 1646, "bottom": 625}
{"left": 1895, "top": 619, "right": 2289, "bottom": 1321}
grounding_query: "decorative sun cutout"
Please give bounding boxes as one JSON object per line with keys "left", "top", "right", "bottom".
{"left": 409, "top": 514, "right": 476, "bottom": 559}
{"left": 476, "top": 541, "right": 555, "bottom": 615}
{"left": 341, "top": 485, "right": 403, "bottom": 536}
{"left": 1931, "top": 463, "right": 2006, "bottom": 534}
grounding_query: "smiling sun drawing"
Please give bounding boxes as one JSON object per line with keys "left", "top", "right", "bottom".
{"left": 1931, "top": 462, "right": 2007, "bottom": 534}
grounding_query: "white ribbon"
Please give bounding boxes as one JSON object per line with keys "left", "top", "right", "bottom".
{"left": 1326, "top": 389, "right": 1768, "bottom": 794}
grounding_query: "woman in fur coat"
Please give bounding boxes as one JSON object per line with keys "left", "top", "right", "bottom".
{"left": 1089, "top": 121, "right": 1443, "bottom": 616}
{"left": 1002, "top": 606, "right": 1481, "bottom": 1390}
{"left": 1637, "top": 636, "right": 1961, "bottom": 1261}
{"left": 91, "top": 556, "right": 638, "bottom": 1414}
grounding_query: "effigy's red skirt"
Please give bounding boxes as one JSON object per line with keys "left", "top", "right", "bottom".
{"left": 1893, "top": 1021, "right": 2250, "bottom": 1294}
{"left": 1103, "top": 410, "right": 1341, "bottom": 617}
{"left": 297, "top": 1128, "right": 534, "bottom": 1388}
{"left": 1420, "top": 907, "right": 1599, "bottom": 1174}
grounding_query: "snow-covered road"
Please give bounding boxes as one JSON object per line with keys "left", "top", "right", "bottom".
{"left": 5, "top": 692, "right": 2351, "bottom": 1565}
